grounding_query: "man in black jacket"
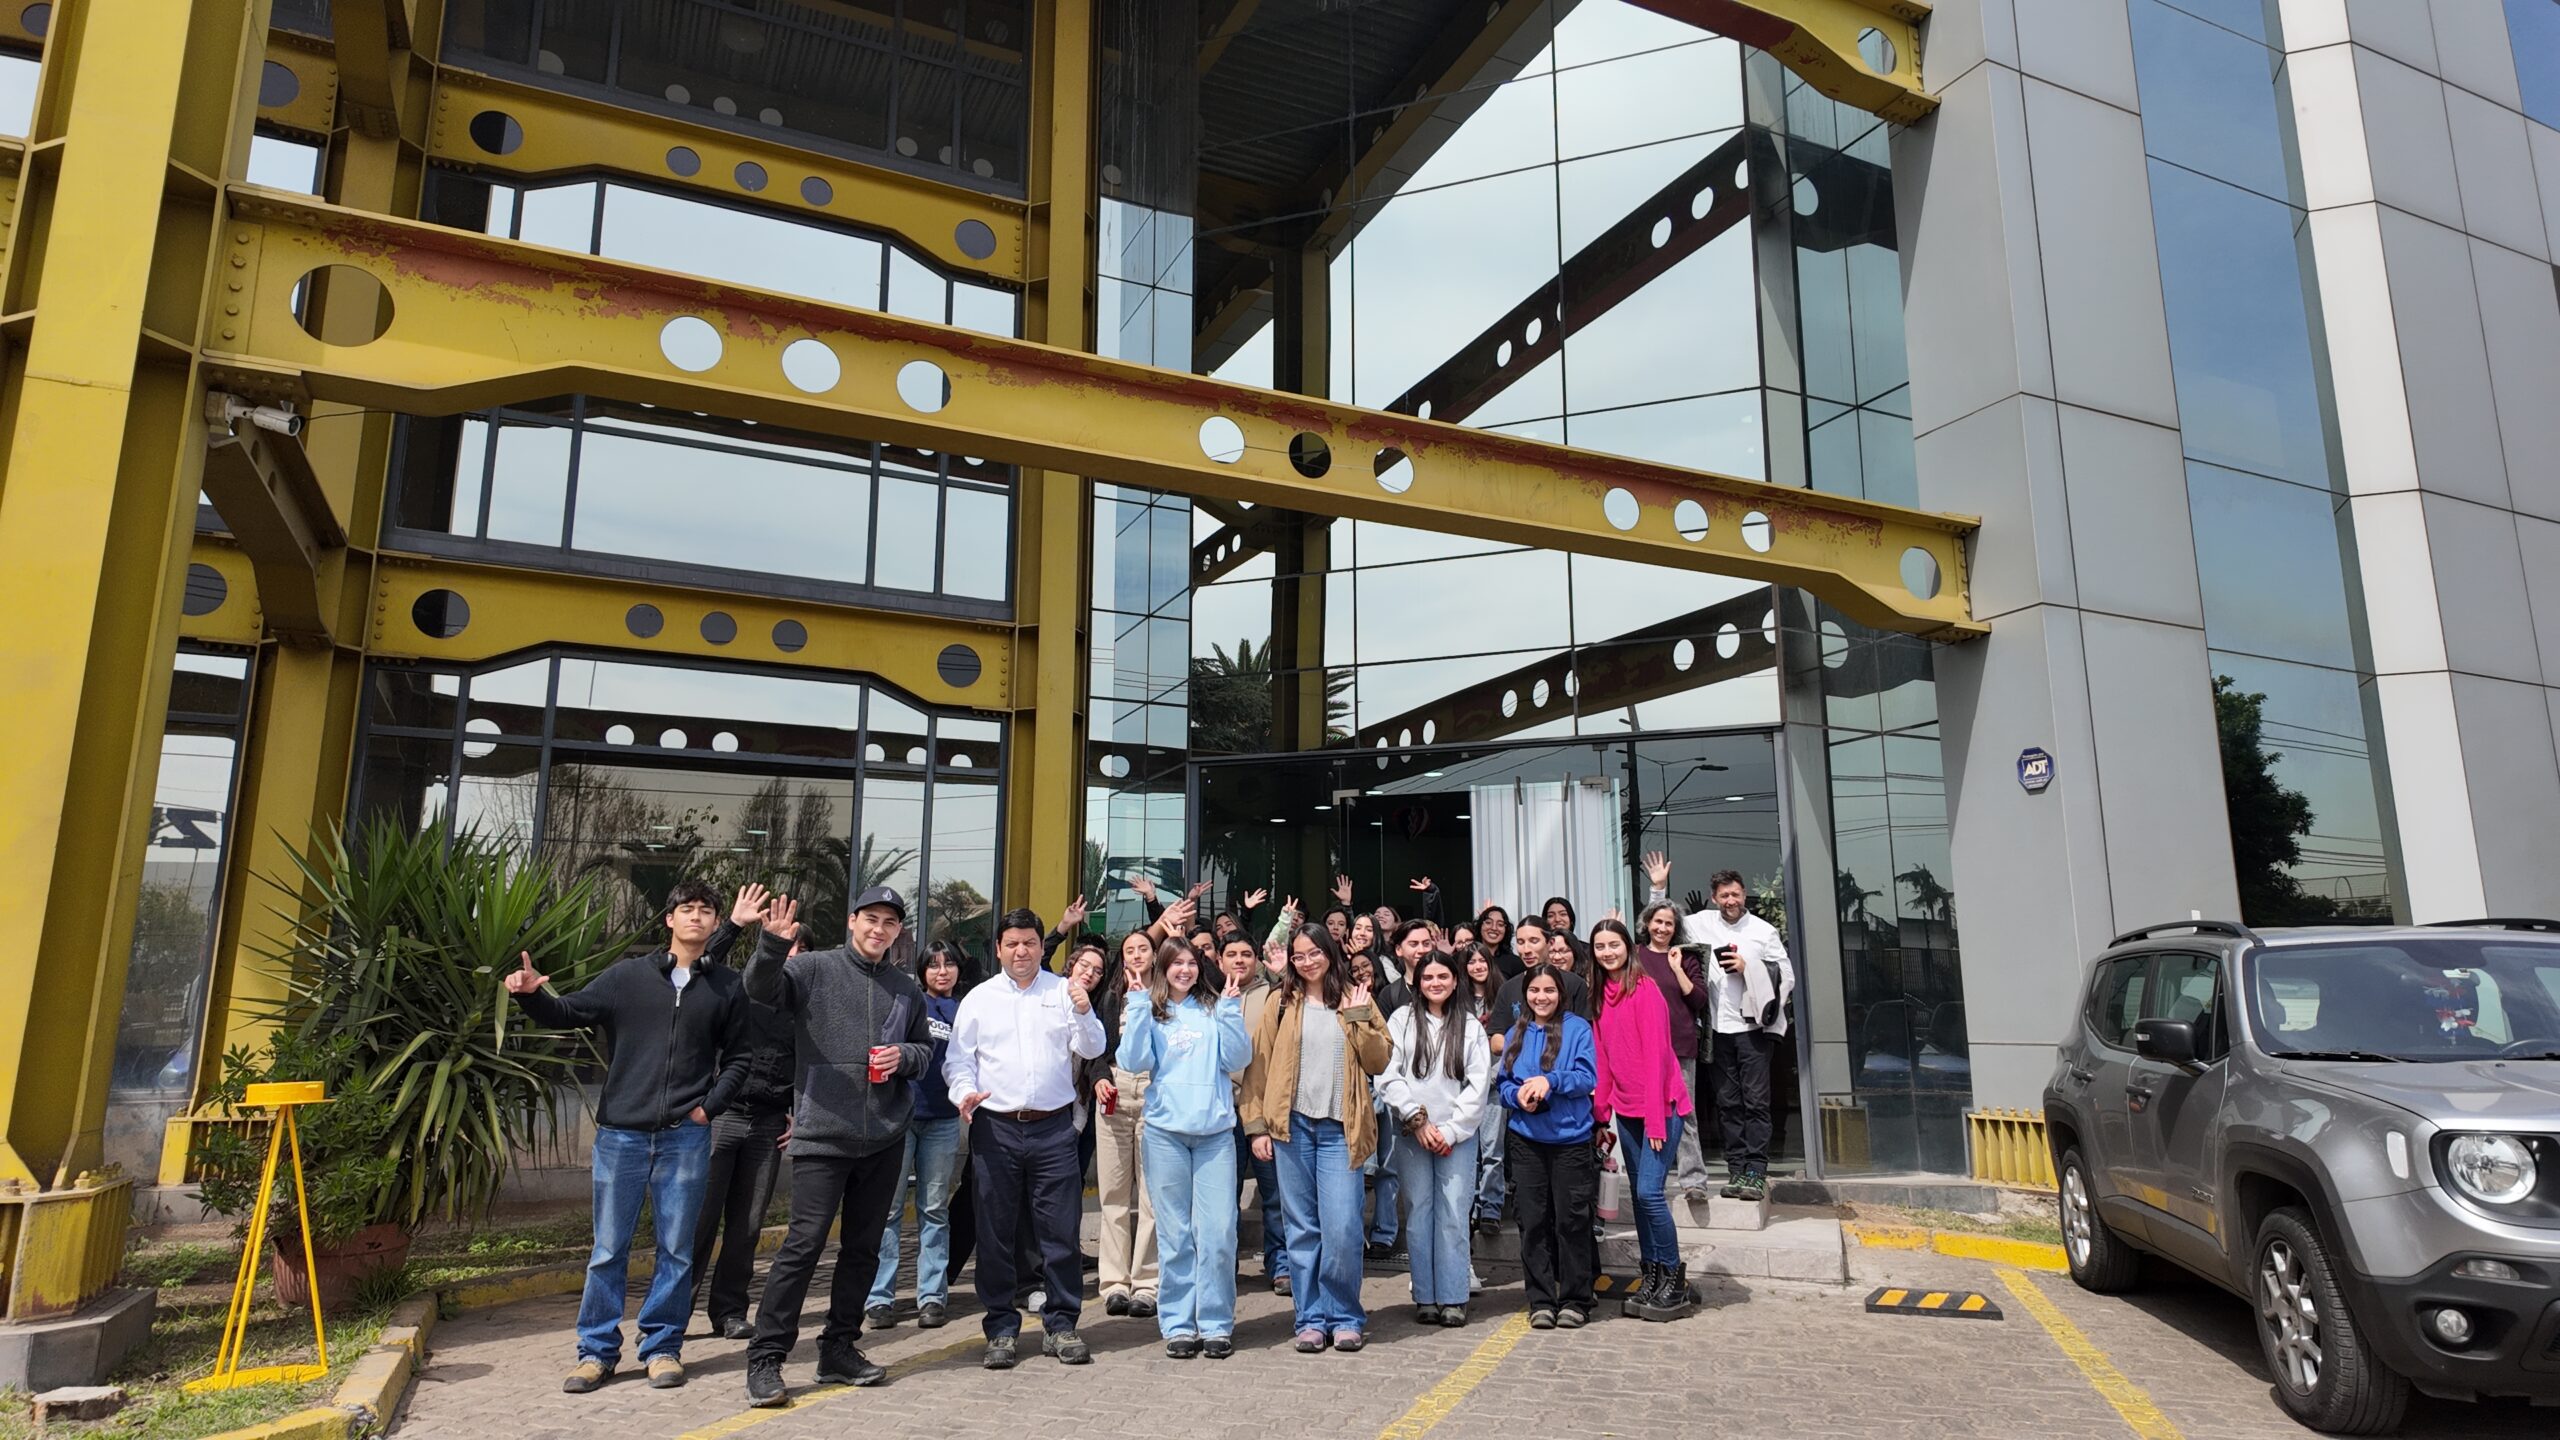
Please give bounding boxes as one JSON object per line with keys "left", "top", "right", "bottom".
{"left": 740, "top": 885, "right": 935, "bottom": 1406}
{"left": 689, "top": 883, "right": 798, "bottom": 1339}
{"left": 505, "top": 879, "right": 750, "bottom": 1395}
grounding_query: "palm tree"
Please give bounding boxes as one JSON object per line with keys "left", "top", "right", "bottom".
{"left": 1896, "top": 863, "right": 1955, "bottom": 925}
{"left": 1189, "top": 636, "right": 1352, "bottom": 754}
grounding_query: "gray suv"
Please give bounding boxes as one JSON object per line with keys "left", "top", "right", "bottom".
{"left": 2044, "top": 919, "right": 2560, "bottom": 1434}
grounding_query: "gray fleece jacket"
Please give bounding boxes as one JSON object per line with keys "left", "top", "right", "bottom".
{"left": 745, "top": 927, "right": 935, "bottom": 1160}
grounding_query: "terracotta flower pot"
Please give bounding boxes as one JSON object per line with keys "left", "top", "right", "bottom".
{"left": 268, "top": 1222, "right": 411, "bottom": 1311}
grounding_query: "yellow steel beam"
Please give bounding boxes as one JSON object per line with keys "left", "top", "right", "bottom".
{"left": 257, "top": 28, "right": 340, "bottom": 140}
{"left": 333, "top": 0, "right": 422, "bottom": 140}
{"left": 1005, "top": 0, "right": 1095, "bottom": 917}
{"left": 1630, "top": 0, "right": 1936, "bottom": 124}
{"left": 367, "top": 553, "right": 1015, "bottom": 710}
{"left": 424, "top": 67, "right": 1028, "bottom": 284}
{"left": 0, "top": 0, "right": 269, "bottom": 1199}
{"left": 177, "top": 537, "right": 272, "bottom": 648}
{"left": 199, "top": 403, "right": 344, "bottom": 644}
{"left": 204, "top": 189, "right": 1981, "bottom": 637}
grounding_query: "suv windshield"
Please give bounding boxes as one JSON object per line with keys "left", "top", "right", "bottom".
{"left": 2248, "top": 937, "right": 2560, "bottom": 1062}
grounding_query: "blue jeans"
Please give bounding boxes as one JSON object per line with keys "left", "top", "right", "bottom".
{"left": 1364, "top": 1106, "right": 1402, "bottom": 1247}
{"left": 1272, "top": 1115, "right": 1367, "bottom": 1334}
{"left": 868, "top": 1115, "right": 963, "bottom": 1308}
{"left": 1235, "top": 1122, "right": 1285, "bottom": 1278}
{"left": 1142, "top": 1126, "right": 1239, "bottom": 1340}
{"left": 1618, "top": 1115, "right": 1684, "bottom": 1266}
{"left": 1472, "top": 1112, "right": 1507, "bottom": 1223}
{"left": 1393, "top": 1132, "right": 1479, "bottom": 1306}
{"left": 581, "top": 1122, "right": 711, "bottom": 1366}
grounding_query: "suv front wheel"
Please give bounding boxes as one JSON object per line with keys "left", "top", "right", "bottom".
{"left": 2057, "top": 1146, "right": 2142, "bottom": 1292}
{"left": 2252, "top": 1207, "right": 2409, "bottom": 1435}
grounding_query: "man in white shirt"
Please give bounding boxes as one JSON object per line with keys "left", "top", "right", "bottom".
{"left": 945, "top": 906, "right": 1106, "bottom": 1369}
{"left": 1647, "top": 866, "right": 1795, "bottom": 1203}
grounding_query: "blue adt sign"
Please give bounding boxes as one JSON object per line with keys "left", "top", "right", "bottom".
{"left": 2018, "top": 747, "right": 2056, "bottom": 794}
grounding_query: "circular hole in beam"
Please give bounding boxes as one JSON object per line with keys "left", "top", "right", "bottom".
{"left": 1901, "top": 547, "right": 1942, "bottom": 600}
{"left": 625, "top": 603, "right": 664, "bottom": 638}
{"left": 1602, "top": 487, "right": 1640, "bottom": 532}
{"left": 1288, "top": 433, "right": 1332, "bottom": 478}
{"left": 659, "top": 315, "right": 723, "bottom": 372}
{"left": 771, "top": 619, "right": 808, "bottom": 653}
{"left": 700, "top": 611, "right": 738, "bottom": 644}
{"left": 411, "top": 588, "right": 470, "bottom": 638}
{"left": 1741, "top": 510, "right": 1773, "bottom": 553}
{"left": 734, "top": 160, "right": 769, "bottom": 192}
{"left": 181, "top": 563, "right": 226, "bottom": 616}
{"left": 259, "top": 59, "right": 299, "bottom": 108}
{"left": 781, "top": 337, "right": 841, "bottom": 393}
{"left": 1674, "top": 498, "right": 1710, "bottom": 541}
{"left": 21, "top": 5, "right": 50, "bottom": 38}
{"left": 291, "top": 266, "right": 395, "bottom": 344}
{"left": 463, "top": 717, "right": 500, "bottom": 760}
{"left": 937, "top": 644, "right": 983, "bottom": 688}
{"left": 1716, "top": 622, "right": 1741, "bottom": 659}
{"left": 1199, "top": 415, "right": 1246, "bottom": 464}
{"left": 955, "top": 218, "right": 999, "bottom": 260}
{"left": 1857, "top": 27, "right": 1898, "bottom": 75}
{"left": 660, "top": 728, "right": 690, "bottom": 748}
{"left": 665, "top": 145, "right": 702, "bottom": 177}
{"left": 800, "top": 175, "right": 834, "bottom": 206}
{"left": 467, "top": 110, "right": 525, "bottom": 156}
{"left": 896, "top": 359, "right": 951, "bottom": 413}
{"left": 1375, "top": 447, "right": 1415, "bottom": 494}
{"left": 1673, "top": 638, "right": 1696, "bottom": 672}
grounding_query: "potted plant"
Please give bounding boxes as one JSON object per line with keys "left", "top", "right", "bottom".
{"left": 192, "top": 1030, "right": 404, "bottom": 1310}
{"left": 195, "top": 816, "right": 634, "bottom": 1306}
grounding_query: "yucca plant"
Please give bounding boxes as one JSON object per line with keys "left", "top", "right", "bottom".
{"left": 240, "top": 815, "right": 640, "bottom": 1231}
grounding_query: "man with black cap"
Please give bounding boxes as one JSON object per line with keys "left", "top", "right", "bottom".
{"left": 739, "top": 885, "right": 935, "bottom": 1407}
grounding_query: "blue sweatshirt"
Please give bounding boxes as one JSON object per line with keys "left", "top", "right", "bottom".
{"left": 1496, "top": 1012, "right": 1596, "bottom": 1144}
{"left": 1115, "top": 993, "right": 1251, "bottom": 1137}
{"left": 911, "top": 993, "right": 961, "bottom": 1121}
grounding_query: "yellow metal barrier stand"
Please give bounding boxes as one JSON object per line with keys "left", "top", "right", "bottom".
{"left": 188, "top": 1081, "right": 331, "bottom": 1393}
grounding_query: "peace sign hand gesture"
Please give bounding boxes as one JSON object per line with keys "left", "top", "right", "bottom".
{"left": 1061, "top": 893, "right": 1090, "bottom": 931}
{"left": 503, "top": 952, "right": 549, "bottom": 995}
{"left": 1223, "top": 969, "right": 1243, "bottom": 1000}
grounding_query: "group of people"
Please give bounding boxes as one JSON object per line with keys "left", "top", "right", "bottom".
{"left": 502, "top": 853, "right": 1793, "bottom": 1402}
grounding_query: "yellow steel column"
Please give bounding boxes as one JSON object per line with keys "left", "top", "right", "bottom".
{"left": 1007, "top": 0, "right": 1097, "bottom": 920}
{"left": 0, "top": 0, "right": 271, "bottom": 1201}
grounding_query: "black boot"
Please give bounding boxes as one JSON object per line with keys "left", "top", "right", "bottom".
{"left": 1659, "top": 1263, "right": 1697, "bottom": 1319}
{"left": 1621, "top": 1261, "right": 1652, "bottom": 1316}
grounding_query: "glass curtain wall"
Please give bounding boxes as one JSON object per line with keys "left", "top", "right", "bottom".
{"left": 390, "top": 172, "right": 1019, "bottom": 612}
{"left": 2128, "top": 0, "right": 2401, "bottom": 922}
{"left": 352, "top": 651, "right": 1004, "bottom": 960}
{"left": 1186, "top": 0, "right": 1780, "bottom": 794}
{"left": 104, "top": 650, "right": 254, "bottom": 1181}
{"left": 1753, "top": 58, "right": 1968, "bottom": 1174}
{"left": 1083, "top": 0, "right": 1201, "bottom": 933}
{"left": 440, "top": 0, "right": 1031, "bottom": 191}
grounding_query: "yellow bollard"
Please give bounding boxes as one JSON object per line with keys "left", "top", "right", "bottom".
{"left": 186, "top": 1081, "right": 332, "bottom": 1393}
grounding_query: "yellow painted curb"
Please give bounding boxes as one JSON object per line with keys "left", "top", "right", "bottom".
{"left": 1846, "top": 1220, "right": 2068, "bottom": 1273}
{"left": 193, "top": 1405, "right": 354, "bottom": 1440}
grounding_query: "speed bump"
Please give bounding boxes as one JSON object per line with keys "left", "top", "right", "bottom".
{"left": 1864, "top": 1285, "right": 2003, "bottom": 1320}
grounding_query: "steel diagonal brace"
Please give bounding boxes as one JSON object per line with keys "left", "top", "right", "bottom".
{"left": 204, "top": 187, "right": 1980, "bottom": 637}
{"left": 1631, "top": 0, "right": 1936, "bottom": 124}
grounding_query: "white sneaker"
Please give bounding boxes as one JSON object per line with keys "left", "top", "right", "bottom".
{"left": 1468, "top": 1267, "right": 1484, "bottom": 1295}
{"left": 1026, "top": 1288, "right": 1046, "bottom": 1311}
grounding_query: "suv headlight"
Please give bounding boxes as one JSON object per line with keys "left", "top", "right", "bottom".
{"left": 2444, "top": 1134, "right": 2538, "bottom": 1206}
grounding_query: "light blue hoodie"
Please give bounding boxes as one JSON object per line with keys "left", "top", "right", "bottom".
{"left": 1116, "top": 992, "right": 1251, "bottom": 1137}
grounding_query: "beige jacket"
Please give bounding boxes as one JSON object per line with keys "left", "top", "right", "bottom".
{"left": 1239, "top": 989, "right": 1391, "bottom": 1167}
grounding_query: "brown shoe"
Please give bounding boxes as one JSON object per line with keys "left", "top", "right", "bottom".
{"left": 563, "top": 1358, "right": 612, "bottom": 1393}
{"left": 646, "top": 1355, "right": 686, "bottom": 1389}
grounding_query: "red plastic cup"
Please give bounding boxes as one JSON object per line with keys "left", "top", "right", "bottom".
{"left": 867, "top": 1046, "right": 897, "bottom": 1082}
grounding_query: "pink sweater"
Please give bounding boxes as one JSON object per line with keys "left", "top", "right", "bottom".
{"left": 1592, "top": 975, "right": 1693, "bottom": 1142}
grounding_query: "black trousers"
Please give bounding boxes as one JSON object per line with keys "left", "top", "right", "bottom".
{"left": 691, "top": 1106, "right": 788, "bottom": 1326}
{"left": 969, "top": 1110, "right": 1084, "bottom": 1339}
{"left": 1511, "top": 1134, "right": 1597, "bottom": 1314}
{"left": 1712, "top": 1028, "right": 1779, "bottom": 1170}
{"left": 748, "top": 1145, "right": 904, "bottom": 1361}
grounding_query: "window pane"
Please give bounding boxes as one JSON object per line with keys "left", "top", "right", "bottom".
{"left": 570, "top": 431, "right": 869, "bottom": 585}
{"left": 2130, "top": 0, "right": 2292, "bottom": 204}
{"left": 484, "top": 420, "right": 572, "bottom": 544}
{"left": 2509, "top": 0, "right": 2560, "bottom": 129}
{"left": 2188, "top": 463, "right": 2359, "bottom": 669}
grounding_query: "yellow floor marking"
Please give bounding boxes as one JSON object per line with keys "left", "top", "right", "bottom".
{"left": 1919, "top": 1291, "right": 1950, "bottom": 1308}
{"left": 1878, "top": 1288, "right": 1908, "bottom": 1306}
{"left": 1375, "top": 1312, "right": 1533, "bottom": 1440}
{"left": 1959, "top": 1294, "right": 1988, "bottom": 1312}
{"left": 673, "top": 1338, "right": 981, "bottom": 1440}
{"left": 1999, "top": 1268, "right": 2185, "bottom": 1440}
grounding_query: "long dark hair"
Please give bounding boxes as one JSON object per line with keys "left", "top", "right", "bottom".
{"left": 1476, "top": 903, "right": 1514, "bottom": 952}
{"left": 1589, "top": 919, "right": 1647, "bottom": 1007}
{"left": 1452, "top": 943, "right": 1500, "bottom": 1014}
{"left": 1283, "top": 923, "right": 1349, "bottom": 1011}
{"left": 1540, "top": 895, "right": 1577, "bottom": 933}
{"left": 1403, "top": 953, "right": 1471, "bottom": 1083}
{"left": 1504, "top": 970, "right": 1568, "bottom": 1079}
{"left": 917, "top": 940, "right": 978, "bottom": 996}
{"left": 1146, "top": 936, "right": 1212, "bottom": 1021}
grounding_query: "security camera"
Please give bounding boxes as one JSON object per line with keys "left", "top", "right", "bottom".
{"left": 210, "top": 392, "right": 305, "bottom": 438}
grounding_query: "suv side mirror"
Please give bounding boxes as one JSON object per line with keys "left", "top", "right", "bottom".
{"left": 2134, "top": 1018, "right": 2201, "bottom": 1071}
